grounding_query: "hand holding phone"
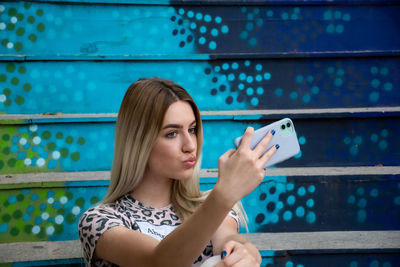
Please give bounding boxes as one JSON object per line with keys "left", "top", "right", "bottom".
{"left": 234, "top": 118, "right": 300, "bottom": 168}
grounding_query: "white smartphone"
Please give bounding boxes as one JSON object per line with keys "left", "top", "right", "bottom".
{"left": 233, "top": 118, "right": 300, "bottom": 168}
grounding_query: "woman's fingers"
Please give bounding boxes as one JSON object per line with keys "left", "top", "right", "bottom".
{"left": 259, "top": 143, "right": 279, "bottom": 167}
{"left": 237, "top": 127, "right": 254, "bottom": 151}
{"left": 252, "top": 130, "right": 275, "bottom": 156}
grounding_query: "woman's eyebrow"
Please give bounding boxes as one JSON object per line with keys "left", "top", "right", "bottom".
{"left": 162, "top": 120, "right": 196, "bottom": 130}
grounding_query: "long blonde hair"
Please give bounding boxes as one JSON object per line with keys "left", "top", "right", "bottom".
{"left": 102, "top": 77, "right": 247, "bottom": 229}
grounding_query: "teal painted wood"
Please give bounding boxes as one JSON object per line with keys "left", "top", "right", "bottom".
{"left": 1, "top": 2, "right": 399, "bottom": 57}
{"left": 0, "top": 117, "right": 399, "bottom": 174}
{"left": 1, "top": 57, "right": 399, "bottom": 114}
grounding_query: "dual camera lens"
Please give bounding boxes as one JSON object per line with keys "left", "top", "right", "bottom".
{"left": 281, "top": 122, "right": 291, "bottom": 130}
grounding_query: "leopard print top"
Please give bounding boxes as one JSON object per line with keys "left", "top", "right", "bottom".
{"left": 78, "top": 194, "right": 238, "bottom": 267}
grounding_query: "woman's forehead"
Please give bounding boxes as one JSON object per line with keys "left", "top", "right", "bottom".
{"left": 162, "top": 101, "right": 196, "bottom": 126}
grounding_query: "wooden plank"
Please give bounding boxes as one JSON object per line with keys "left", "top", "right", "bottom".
{"left": 2, "top": 167, "right": 400, "bottom": 185}
{"left": 0, "top": 117, "right": 399, "bottom": 173}
{"left": 1, "top": 58, "right": 398, "bottom": 114}
{"left": 1, "top": 231, "right": 399, "bottom": 262}
{"left": 0, "top": 3, "right": 399, "bottom": 57}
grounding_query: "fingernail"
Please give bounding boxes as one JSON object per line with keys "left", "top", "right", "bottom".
{"left": 275, "top": 144, "right": 280, "bottom": 149}
{"left": 221, "top": 251, "right": 227, "bottom": 259}
{"left": 271, "top": 129, "right": 276, "bottom": 135}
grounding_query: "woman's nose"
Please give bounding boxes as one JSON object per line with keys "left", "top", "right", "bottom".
{"left": 182, "top": 133, "right": 196, "bottom": 152}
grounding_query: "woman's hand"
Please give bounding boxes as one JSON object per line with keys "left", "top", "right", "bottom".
{"left": 215, "top": 127, "right": 278, "bottom": 206}
{"left": 214, "top": 240, "right": 261, "bottom": 267}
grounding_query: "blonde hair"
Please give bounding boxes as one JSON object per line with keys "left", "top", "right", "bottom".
{"left": 102, "top": 77, "right": 247, "bottom": 230}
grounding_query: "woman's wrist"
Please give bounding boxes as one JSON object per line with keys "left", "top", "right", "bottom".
{"left": 211, "top": 181, "right": 237, "bottom": 211}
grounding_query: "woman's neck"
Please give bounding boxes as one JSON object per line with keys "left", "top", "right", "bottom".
{"left": 130, "top": 171, "right": 173, "bottom": 209}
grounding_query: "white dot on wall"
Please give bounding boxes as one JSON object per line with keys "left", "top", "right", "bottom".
{"left": 72, "top": 206, "right": 81, "bottom": 215}
{"left": 47, "top": 197, "right": 54, "bottom": 204}
{"left": 46, "top": 226, "right": 55, "bottom": 235}
{"left": 37, "top": 158, "right": 45, "bottom": 167}
{"left": 0, "top": 94, "right": 5, "bottom": 102}
{"left": 0, "top": 5, "right": 5, "bottom": 12}
{"left": 32, "top": 225, "right": 40, "bottom": 234}
{"left": 52, "top": 151, "right": 60, "bottom": 160}
{"left": 7, "top": 42, "right": 14, "bottom": 49}
{"left": 10, "top": 16, "right": 17, "bottom": 23}
{"left": 33, "top": 136, "right": 41, "bottom": 144}
{"left": 29, "top": 124, "right": 38, "bottom": 132}
{"left": 41, "top": 212, "right": 50, "bottom": 220}
{"left": 60, "top": 196, "right": 68, "bottom": 204}
{"left": 24, "top": 158, "right": 32, "bottom": 166}
{"left": 19, "top": 138, "right": 27, "bottom": 145}
{"left": 0, "top": 23, "right": 5, "bottom": 30}
{"left": 55, "top": 215, "right": 64, "bottom": 224}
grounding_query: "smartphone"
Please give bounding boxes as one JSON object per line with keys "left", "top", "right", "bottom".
{"left": 233, "top": 118, "right": 300, "bottom": 168}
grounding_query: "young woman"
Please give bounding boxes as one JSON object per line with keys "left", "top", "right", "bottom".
{"left": 78, "top": 77, "right": 278, "bottom": 267}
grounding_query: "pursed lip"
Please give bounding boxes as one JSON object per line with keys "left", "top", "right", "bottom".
{"left": 183, "top": 156, "right": 197, "bottom": 166}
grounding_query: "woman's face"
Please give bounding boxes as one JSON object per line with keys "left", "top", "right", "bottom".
{"left": 146, "top": 101, "right": 198, "bottom": 181}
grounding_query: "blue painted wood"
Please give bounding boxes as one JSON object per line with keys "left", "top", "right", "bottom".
{"left": 1, "top": 57, "right": 398, "bottom": 114}
{"left": 0, "top": 117, "right": 399, "bottom": 173}
{"left": 0, "top": 2, "right": 399, "bottom": 57}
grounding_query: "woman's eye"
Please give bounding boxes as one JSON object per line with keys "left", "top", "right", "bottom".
{"left": 189, "top": 127, "right": 197, "bottom": 134}
{"left": 166, "top": 131, "right": 177, "bottom": 138}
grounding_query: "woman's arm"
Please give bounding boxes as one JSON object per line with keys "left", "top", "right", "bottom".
{"left": 95, "top": 127, "right": 276, "bottom": 266}
{"left": 211, "top": 216, "right": 262, "bottom": 266}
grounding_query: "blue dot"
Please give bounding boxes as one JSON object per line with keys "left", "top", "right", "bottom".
{"left": 334, "top": 77, "right": 343, "bottom": 87}
{"left": 40, "top": 203, "right": 47, "bottom": 211}
{"left": 302, "top": 94, "right": 311, "bottom": 103}
{"left": 381, "top": 129, "right": 388, "bottom": 137}
{"left": 238, "top": 83, "right": 245, "bottom": 90}
{"left": 251, "top": 97, "right": 259, "bottom": 106}
{"left": 187, "top": 10, "right": 194, "bottom": 18}
{"left": 286, "top": 261, "right": 294, "bottom": 267}
{"left": 371, "top": 66, "right": 378, "bottom": 75}
{"left": 370, "top": 134, "right": 378, "bottom": 142}
{"left": 35, "top": 217, "right": 43, "bottom": 225}
{"left": 369, "top": 92, "right": 379, "bottom": 102}
{"left": 295, "top": 75, "right": 304, "bottom": 83}
{"left": 48, "top": 159, "right": 58, "bottom": 169}
{"left": 204, "top": 14, "right": 212, "bottom": 22}
{"left": 379, "top": 140, "right": 388, "bottom": 150}
{"left": 17, "top": 151, "right": 27, "bottom": 160}
{"left": 200, "top": 26, "right": 207, "bottom": 34}
{"left": 256, "top": 87, "right": 264, "bottom": 95}
{"left": 357, "top": 209, "right": 366, "bottom": 222}
{"left": 296, "top": 206, "right": 305, "bottom": 217}
{"left": 287, "top": 195, "right": 296, "bottom": 205}
{"left": 370, "top": 189, "right": 379, "bottom": 197}
{"left": 323, "top": 11, "right": 332, "bottom": 20}
{"left": 306, "top": 199, "right": 314, "bottom": 208}
{"left": 256, "top": 75, "right": 263, "bottom": 82}
{"left": 246, "top": 76, "right": 254, "bottom": 83}
{"left": 249, "top": 38, "right": 257, "bottom": 47}
{"left": 334, "top": 11, "right": 342, "bottom": 19}
{"left": 287, "top": 183, "right": 295, "bottom": 191}
{"left": 357, "top": 198, "right": 367, "bottom": 208}
{"left": 343, "top": 13, "right": 351, "bottom": 21}
{"left": 326, "top": 24, "right": 335, "bottom": 33}
{"left": 211, "top": 28, "right": 219, "bottom": 37}
{"left": 0, "top": 223, "right": 8, "bottom": 233}
{"left": 215, "top": 16, "right": 222, "bottom": 23}
{"left": 240, "top": 31, "right": 248, "bottom": 40}
{"left": 8, "top": 195, "right": 17, "bottom": 204}
{"left": 299, "top": 136, "right": 306, "bottom": 145}
{"left": 267, "top": 10, "right": 274, "bottom": 17}
{"left": 370, "top": 260, "right": 379, "bottom": 267}
{"left": 294, "top": 150, "right": 302, "bottom": 159}
{"left": 382, "top": 262, "right": 392, "bottom": 267}
{"left": 246, "top": 22, "right": 254, "bottom": 31}
{"left": 290, "top": 92, "right": 298, "bottom": 100}
{"left": 291, "top": 14, "right": 298, "bottom": 20}
{"left": 281, "top": 12, "right": 289, "bottom": 20}
{"left": 214, "top": 66, "right": 221, "bottom": 72}
{"left": 308, "top": 185, "right": 316, "bottom": 193}
{"left": 232, "top": 62, "right": 239, "bottom": 70}
{"left": 357, "top": 187, "right": 365, "bottom": 195}
{"left": 347, "top": 195, "right": 356, "bottom": 204}
{"left": 190, "top": 22, "right": 197, "bottom": 30}
{"left": 47, "top": 191, "right": 54, "bottom": 198}
{"left": 311, "top": 86, "right": 319, "bottom": 94}
{"left": 23, "top": 213, "right": 31, "bottom": 222}
{"left": 383, "top": 82, "right": 393, "bottom": 91}
{"left": 283, "top": 211, "right": 292, "bottom": 221}
{"left": 371, "top": 79, "right": 380, "bottom": 88}
{"left": 228, "top": 73, "right": 235, "bottom": 81}
{"left": 239, "top": 73, "right": 246, "bottom": 81}
{"left": 336, "top": 24, "right": 344, "bottom": 34}
{"left": 198, "top": 37, "right": 206, "bottom": 45}
{"left": 178, "top": 8, "right": 185, "bottom": 15}
{"left": 307, "top": 75, "right": 314, "bottom": 83}
{"left": 222, "top": 63, "right": 229, "bottom": 70}
{"left": 350, "top": 261, "right": 358, "bottom": 267}
{"left": 22, "top": 189, "right": 30, "bottom": 195}
{"left": 27, "top": 205, "right": 34, "bottom": 214}
{"left": 53, "top": 200, "right": 61, "bottom": 209}
{"left": 350, "top": 145, "right": 359, "bottom": 156}
{"left": 394, "top": 196, "right": 400, "bottom": 206}
{"left": 354, "top": 136, "right": 363, "bottom": 145}
{"left": 196, "top": 12, "right": 203, "bottom": 20}
{"left": 31, "top": 194, "right": 38, "bottom": 201}
{"left": 297, "top": 186, "right": 306, "bottom": 196}
{"left": 264, "top": 72, "right": 271, "bottom": 80}
{"left": 275, "top": 88, "right": 283, "bottom": 97}
{"left": 246, "top": 88, "right": 254, "bottom": 96}
{"left": 245, "top": 60, "right": 251, "bottom": 66}
{"left": 247, "top": 13, "right": 254, "bottom": 20}
{"left": 306, "top": 211, "right": 316, "bottom": 223}
{"left": 255, "top": 64, "right": 262, "bottom": 71}
{"left": 380, "top": 67, "right": 389, "bottom": 76}
{"left": 328, "top": 66, "right": 335, "bottom": 74}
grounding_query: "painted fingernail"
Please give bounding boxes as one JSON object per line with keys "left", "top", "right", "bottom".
{"left": 221, "top": 251, "right": 227, "bottom": 259}
{"left": 275, "top": 144, "right": 280, "bottom": 149}
{"left": 271, "top": 129, "right": 276, "bottom": 135}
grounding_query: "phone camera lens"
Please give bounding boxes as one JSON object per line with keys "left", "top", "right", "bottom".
{"left": 281, "top": 124, "right": 286, "bottom": 130}
{"left": 287, "top": 122, "right": 291, "bottom": 127}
